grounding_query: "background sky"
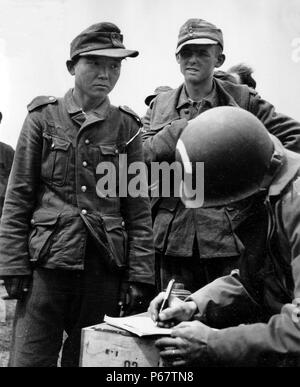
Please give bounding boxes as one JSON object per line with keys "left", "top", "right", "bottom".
{"left": 0, "top": 0, "right": 300, "bottom": 148}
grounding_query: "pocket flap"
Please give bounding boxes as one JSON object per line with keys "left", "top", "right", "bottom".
{"left": 51, "top": 137, "right": 71, "bottom": 151}
{"left": 99, "top": 144, "right": 118, "bottom": 156}
{"left": 103, "top": 216, "right": 125, "bottom": 231}
{"left": 30, "top": 211, "right": 59, "bottom": 226}
{"left": 43, "top": 133, "right": 71, "bottom": 151}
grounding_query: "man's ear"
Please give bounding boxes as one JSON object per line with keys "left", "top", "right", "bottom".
{"left": 66, "top": 60, "right": 75, "bottom": 75}
{"left": 215, "top": 52, "right": 226, "bottom": 69}
{"left": 176, "top": 53, "right": 181, "bottom": 64}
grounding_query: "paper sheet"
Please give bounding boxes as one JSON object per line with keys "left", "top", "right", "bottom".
{"left": 104, "top": 315, "right": 172, "bottom": 337}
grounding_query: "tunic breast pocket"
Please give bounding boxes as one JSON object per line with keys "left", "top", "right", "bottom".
{"left": 93, "top": 143, "right": 126, "bottom": 194}
{"left": 42, "top": 134, "right": 72, "bottom": 186}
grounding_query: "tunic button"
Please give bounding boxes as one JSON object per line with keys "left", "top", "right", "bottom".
{"left": 85, "top": 139, "right": 90, "bottom": 145}
{"left": 82, "top": 161, "right": 88, "bottom": 167}
{"left": 49, "top": 96, "right": 55, "bottom": 101}
{"left": 51, "top": 143, "right": 55, "bottom": 149}
{"left": 121, "top": 221, "right": 125, "bottom": 227}
{"left": 81, "top": 185, "right": 87, "bottom": 192}
{"left": 115, "top": 149, "right": 119, "bottom": 154}
{"left": 81, "top": 209, "right": 87, "bottom": 215}
{"left": 30, "top": 218, "right": 35, "bottom": 225}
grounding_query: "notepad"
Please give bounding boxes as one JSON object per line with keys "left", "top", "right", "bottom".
{"left": 104, "top": 314, "right": 172, "bottom": 337}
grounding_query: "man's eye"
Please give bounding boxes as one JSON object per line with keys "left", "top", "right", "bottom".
{"left": 181, "top": 50, "right": 192, "bottom": 57}
{"left": 111, "top": 63, "right": 120, "bottom": 70}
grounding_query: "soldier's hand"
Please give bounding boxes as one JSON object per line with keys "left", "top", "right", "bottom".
{"left": 3, "top": 275, "right": 32, "bottom": 300}
{"left": 148, "top": 292, "right": 198, "bottom": 327}
{"left": 120, "top": 281, "right": 155, "bottom": 316}
{"left": 155, "top": 320, "right": 213, "bottom": 366}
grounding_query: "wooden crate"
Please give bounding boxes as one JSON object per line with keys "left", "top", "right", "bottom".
{"left": 80, "top": 322, "right": 161, "bottom": 367}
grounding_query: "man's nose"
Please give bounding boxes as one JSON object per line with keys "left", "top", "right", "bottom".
{"left": 187, "top": 53, "right": 198, "bottom": 63}
{"left": 97, "top": 66, "right": 109, "bottom": 79}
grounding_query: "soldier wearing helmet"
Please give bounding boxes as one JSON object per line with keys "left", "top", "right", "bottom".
{"left": 149, "top": 106, "right": 300, "bottom": 366}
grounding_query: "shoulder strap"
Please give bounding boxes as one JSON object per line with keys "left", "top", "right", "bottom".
{"left": 119, "top": 105, "right": 142, "bottom": 127}
{"left": 27, "top": 96, "right": 57, "bottom": 112}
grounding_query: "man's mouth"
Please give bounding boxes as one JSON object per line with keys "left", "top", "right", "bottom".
{"left": 186, "top": 68, "right": 199, "bottom": 73}
{"left": 94, "top": 84, "right": 109, "bottom": 88}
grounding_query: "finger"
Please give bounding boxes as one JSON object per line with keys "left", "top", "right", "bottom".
{"left": 156, "top": 320, "right": 176, "bottom": 328}
{"left": 172, "top": 319, "right": 202, "bottom": 331}
{"left": 160, "top": 347, "right": 182, "bottom": 359}
{"left": 159, "top": 305, "right": 184, "bottom": 322}
{"left": 155, "top": 337, "right": 178, "bottom": 349}
{"left": 171, "top": 324, "right": 196, "bottom": 338}
{"left": 158, "top": 297, "right": 188, "bottom": 321}
{"left": 149, "top": 292, "right": 165, "bottom": 321}
{"left": 171, "top": 329, "right": 190, "bottom": 339}
{"left": 172, "top": 359, "right": 187, "bottom": 367}
{"left": 172, "top": 321, "right": 194, "bottom": 331}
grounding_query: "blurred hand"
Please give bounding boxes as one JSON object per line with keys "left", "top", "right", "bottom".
{"left": 155, "top": 320, "right": 213, "bottom": 366}
{"left": 119, "top": 281, "right": 155, "bottom": 316}
{"left": 148, "top": 291, "right": 197, "bottom": 327}
{"left": 3, "top": 275, "right": 32, "bottom": 300}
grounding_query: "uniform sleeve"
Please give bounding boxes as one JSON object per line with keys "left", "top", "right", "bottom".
{"left": 0, "top": 113, "right": 42, "bottom": 276}
{"left": 7, "top": 146, "right": 15, "bottom": 170}
{"left": 0, "top": 145, "right": 15, "bottom": 218}
{"left": 190, "top": 270, "right": 263, "bottom": 328}
{"left": 249, "top": 91, "right": 300, "bottom": 153}
{"left": 121, "top": 122, "right": 155, "bottom": 285}
{"left": 204, "top": 186, "right": 300, "bottom": 365}
{"left": 142, "top": 118, "right": 188, "bottom": 164}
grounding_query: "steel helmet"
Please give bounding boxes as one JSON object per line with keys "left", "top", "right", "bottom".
{"left": 175, "top": 106, "right": 275, "bottom": 208}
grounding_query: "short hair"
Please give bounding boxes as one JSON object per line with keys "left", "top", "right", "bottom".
{"left": 227, "top": 63, "right": 256, "bottom": 89}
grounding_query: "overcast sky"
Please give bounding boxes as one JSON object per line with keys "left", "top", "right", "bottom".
{"left": 0, "top": 0, "right": 300, "bottom": 147}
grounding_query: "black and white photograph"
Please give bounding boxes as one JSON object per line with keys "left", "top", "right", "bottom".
{"left": 0, "top": 0, "right": 300, "bottom": 372}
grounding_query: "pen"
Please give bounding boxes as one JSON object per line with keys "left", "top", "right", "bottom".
{"left": 158, "top": 278, "right": 176, "bottom": 318}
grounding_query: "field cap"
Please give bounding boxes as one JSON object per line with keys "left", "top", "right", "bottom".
{"left": 70, "top": 22, "right": 139, "bottom": 60}
{"left": 144, "top": 86, "right": 173, "bottom": 106}
{"left": 176, "top": 19, "right": 223, "bottom": 54}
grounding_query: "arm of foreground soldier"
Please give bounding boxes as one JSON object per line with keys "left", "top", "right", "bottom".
{"left": 119, "top": 123, "right": 156, "bottom": 315}
{"left": 149, "top": 270, "right": 260, "bottom": 328}
{"left": 0, "top": 113, "right": 42, "bottom": 293}
{"left": 155, "top": 187, "right": 300, "bottom": 366}
{"left": 141, "top": 118, "right": 189, "bottom": 164}
{"left": 250, "top": 91, "right": 300, "bottom": 153}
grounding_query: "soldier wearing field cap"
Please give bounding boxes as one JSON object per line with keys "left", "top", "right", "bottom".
{"left": 142, "top": 18, "right": 300, "bottom": 294}
{"left": 0, "top": 22, "right": 155, "bottom": 367}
